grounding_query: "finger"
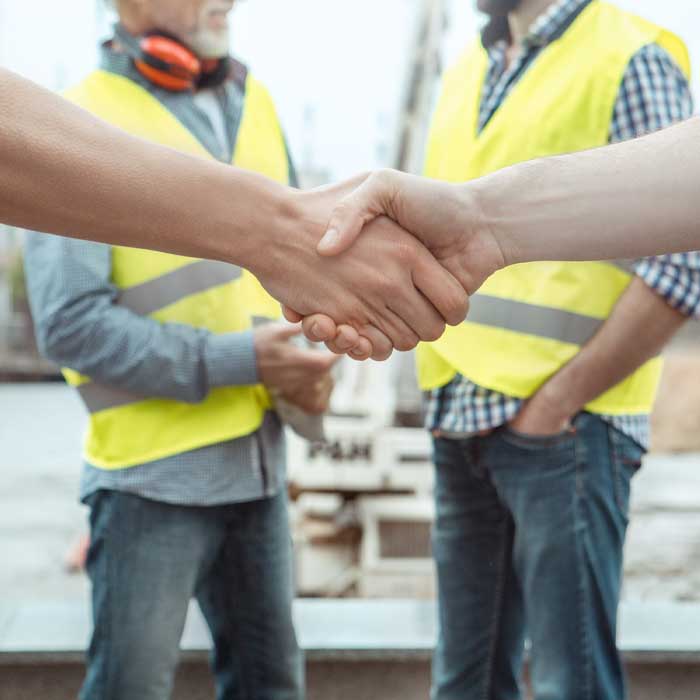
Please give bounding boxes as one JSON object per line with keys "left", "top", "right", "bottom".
{"left": 331, "top": 325, "right": 362, "bottom": 353}
{"left": 322, "top": 353, "right": 344, "bottom": 370}
{"left": 355, "top": 325, "right": 393, "bottom": 362}
{"left": 383, "top": 257, "right": 446, "bottom": 343}
{"left": 282, "top": 305, "right": 303, "bottom": 323}
{"left": 323, "top": 327, "right": 363, "bottom": 357}
{"left": 348, "top": 340, "right": 373, "bottom": 362}
{"left": 412, "top": 249, "right": 470, "bottom": 327}
{"left": 377, "top": 305, "right": 421, "bottom": 353}
{"left": 322, "top": 325, "right": 371, "bottom": 359}
{"left": 390, "top": 292, "right": 445, "bottom": 345}
{"left": 312, "top": 171, "right": 370, "bottom": 198}
{"left": 273, "top": 323, "right": 304, "bottom": 341}
{"left": 302, "top": 314, "right": 338, "bottom": 343}
{"left": 295, "top": 347, "right": 343, "bottom": 374}
{"left": 318, "top": 170, "right": 399, "bottom": 257}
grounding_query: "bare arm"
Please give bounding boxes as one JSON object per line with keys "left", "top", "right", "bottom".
{"left": 0, "top": 68, "right": 468, "bottom": 352}
{"left": 321, "top": 117, "right": 700, "bottom": 271}
{"left": 0, "top": 67, "right": 284, "bottom": 264}
{"left": 303, "top": 117, "right": 700, "bottom": 358}
{"left": 478, "top": 116, "right": 700, "bottom": 266}
{"left": 510, "top": 278, "right": 686, "bottom": 435}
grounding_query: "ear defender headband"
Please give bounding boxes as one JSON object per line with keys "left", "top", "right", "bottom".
{"left": 114, "top": 24, "right": 229, "bottom": 91}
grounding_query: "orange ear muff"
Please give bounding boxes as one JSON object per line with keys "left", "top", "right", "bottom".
{"left": 136, "top": 35, "right": 202, "bottom": 91}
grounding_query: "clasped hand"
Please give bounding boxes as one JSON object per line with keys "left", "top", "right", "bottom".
{"left": 276, "top": 169, "right": 507, "bottom": 360}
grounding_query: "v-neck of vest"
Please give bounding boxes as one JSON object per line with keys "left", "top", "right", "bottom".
{"left": 98, "top": 70, "right": 230, "bottom": 163}
{"left": 474, "top": 0, "right": 595, "bottom": 143}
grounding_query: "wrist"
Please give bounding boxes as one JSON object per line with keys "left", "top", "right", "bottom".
{"left": 251, "top": 187, "right": 326, "bottom": 289}
{"left": 460, "top": 180, "right": 509, "bottom": 277}
{"left": 209, "top": 166, "right": 299, "bottom": 275}
{"left": 205, "top": 331, "right": 259, "bottom": 387}
{"left": 470, "top": 168, "right": 526, "bottom": 270}
{"left": 532, "top": 381, "right": 580, "bottom": 423}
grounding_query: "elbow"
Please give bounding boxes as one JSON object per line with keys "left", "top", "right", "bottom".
{"left": 36, "top": 312, "right": 89, "bottom": 369}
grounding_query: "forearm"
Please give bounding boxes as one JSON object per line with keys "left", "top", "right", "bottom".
{"left": 24, "top": 234, "right": 259, "bottom": 401}
{"left": 534, "top": 278, "right": 686, "bottom": 416}
{"left": 43, "top": 307, "right": 259, "bottom": 401}
{"left": 0, "top": 68, "right": 292, "bottom": 267}
{"left": 473, "top": 117, "right": 700, "bottom": 266}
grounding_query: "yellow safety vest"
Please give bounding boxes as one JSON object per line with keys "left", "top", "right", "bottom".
{"left": 418, "top": 0, "right": 690, "bottom": 416}
{"left": 63, "top": 69, "right": 288, "bottom": 469}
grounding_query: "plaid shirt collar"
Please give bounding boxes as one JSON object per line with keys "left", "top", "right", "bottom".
{"left": 483, "top": 0, "right": 591, "bottom": 52}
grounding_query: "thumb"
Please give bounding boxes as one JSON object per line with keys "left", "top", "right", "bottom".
{"left": 282, "top": 305, "right": 303, "bottom": 323}
{"left": 317, "top": 170, "right": 399, "bottom": 256}
{"left": 326, "top": 353, "right": 344, "bottom": 368}
{"left": 272, "top": 323, "right": 304, "bottom": 341}
{"left": 315, "top": 352, "right": 344, "bottom": 373}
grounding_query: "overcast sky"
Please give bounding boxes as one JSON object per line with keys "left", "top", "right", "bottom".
{"left": 0, "top": 0, "right": 697, "bottom": 180}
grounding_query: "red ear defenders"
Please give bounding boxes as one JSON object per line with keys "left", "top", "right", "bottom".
{"left": 114, "top": 23, "right": 228, "bottom": 92}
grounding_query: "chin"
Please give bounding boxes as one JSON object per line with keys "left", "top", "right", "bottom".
{"left": 189, "top": 30, "right": 230, "bottom": 59}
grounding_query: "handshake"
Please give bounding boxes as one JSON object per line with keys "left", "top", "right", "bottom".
{"left": 251, "top": 169, "right": 509, "bottom": 362}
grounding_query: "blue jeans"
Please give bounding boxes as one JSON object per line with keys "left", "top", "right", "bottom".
{"left": 431, "top": 412, "right": 642, "bottom": 700}
{"left": 80, "top": 489, "right": 304, "bottom": 700}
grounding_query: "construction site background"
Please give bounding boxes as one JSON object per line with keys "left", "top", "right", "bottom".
{"left": 2, "top": 0, "right": 700, "bottom": 622}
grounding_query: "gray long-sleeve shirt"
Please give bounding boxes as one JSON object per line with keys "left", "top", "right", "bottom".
{"left": 23, "top": 44, "right": 294, "bottom": 506}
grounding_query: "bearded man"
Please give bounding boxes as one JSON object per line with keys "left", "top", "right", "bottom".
{"left": 23, "top": 2, "right": 335, "bottom": 698}
{"left": 417, "top": 1, "right": 698, "bottom": 699}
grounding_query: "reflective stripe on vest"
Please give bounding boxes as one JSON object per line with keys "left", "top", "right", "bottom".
{"left": 468, "top": 294, "right": 604, "bottom": 347}
{"left": 62, "top": 69, "right": 288, "bottom": 469}
{"left": 117, "top": 260, "right": 242, "bottom": 317}
{"left": 75, "top": 260, "right": 243, "bottom": 413}
{"left": 418, "top": 0, "right": 688, "bottom": 415}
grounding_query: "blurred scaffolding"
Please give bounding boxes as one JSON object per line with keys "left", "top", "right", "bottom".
{"left": 289, "top": 0, "right": 449, "bottom": 599}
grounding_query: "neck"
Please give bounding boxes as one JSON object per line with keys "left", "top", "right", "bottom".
{"left": 507, "top": 0, "right": 557, "bottom": 47}
{"left": 118, "top": 11, "right": 152, "bottom": 37}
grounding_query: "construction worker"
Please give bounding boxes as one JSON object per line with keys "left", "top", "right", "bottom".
{"left": 418, "top": 1, "right": 699, "bottom": 697}
{"left": 296, "top": 1, "right": 700, "bottom": 697}
{"left": 22, "top": 1, "right": 335, "bottom": 697}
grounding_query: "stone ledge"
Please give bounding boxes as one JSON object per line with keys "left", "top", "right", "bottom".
{"left": 2, "top": 599, "right": 700, "bottom": 665}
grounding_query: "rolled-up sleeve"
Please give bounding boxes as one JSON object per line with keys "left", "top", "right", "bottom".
{"left": 613, "top": 43, "right": 699, "bottom": 318}
{"left": 634, "top": 254, "right": 700, "bottom": 319}
{"left": 23, "top": 232, "right": 259, "bottom": 402}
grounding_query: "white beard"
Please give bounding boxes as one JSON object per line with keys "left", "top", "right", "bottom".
{"left": 188, "top": 26, "right": 230, "bottom": 58}
{"left": 187, "top": 1, "right": 232, "bottom": 58}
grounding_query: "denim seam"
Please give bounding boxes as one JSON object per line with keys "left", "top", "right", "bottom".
{"left": 483, "top": 516, "right": 511, "bottom": 700}
{"left": 88, "top": 493, "right": 115, "bottom": 700}
{"left": 608, "top": 425, "right": 643, "bottom": 524}
{"left": 574, "top": 436, "right": 593, "bottom": 700}
{"left": 226, "top": 537, "right": 256, "bottom": 700}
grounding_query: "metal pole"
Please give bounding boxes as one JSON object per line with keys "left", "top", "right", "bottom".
{"left": 392, "top": 0, "right": 448, "bottom": 174}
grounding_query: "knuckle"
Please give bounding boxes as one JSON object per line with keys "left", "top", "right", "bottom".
{"left": 332, "top": 200, "right": 351, "bottom": 219}
{"left": 424, "top": 319, "right": 446, "bottom": 343}
{"left": 394, "top": 334, "right": 418, "bottom": 353}
{"left": 374, "top": 347, "right": 393, "bottom": 361}
{"left": 373, "top": 168, "right": 395, "bottom": 188}
{"left": 447, "top": 295, "right": 469, "bottom": 325}
{"left": 394, "top": 241, "right": 417, "bottom": 265}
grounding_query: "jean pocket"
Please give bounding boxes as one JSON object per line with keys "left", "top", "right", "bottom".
{"left": 500, "top": 424, "right": 576, "bottom": 450}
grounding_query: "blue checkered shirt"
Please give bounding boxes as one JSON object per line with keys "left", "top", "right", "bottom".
{"left": 24, "top": 45, "right": 290, "bottom": 506}
{"left": 426, "top": 0, "right": 699, "bottom": 450}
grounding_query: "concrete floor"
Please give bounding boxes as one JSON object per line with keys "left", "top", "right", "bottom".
{"left": 3, "top": 382, "right": 700, "bottom": 604}
{"left": 3, "top": 383, "right": 700, "bottom": 699}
